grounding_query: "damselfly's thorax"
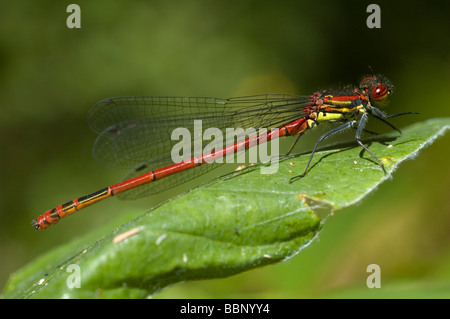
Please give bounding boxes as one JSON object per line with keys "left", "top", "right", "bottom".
{"left": 310, "top": 89, "right": 363, "bottom": 117}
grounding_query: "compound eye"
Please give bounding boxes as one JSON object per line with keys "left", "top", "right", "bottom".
{"left": 371, "top": 84, "right": 389, "bottom": 102}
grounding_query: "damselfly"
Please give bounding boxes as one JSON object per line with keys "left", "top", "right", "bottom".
{"left": 32, "top": 75, "right": 415, "bottom": 230}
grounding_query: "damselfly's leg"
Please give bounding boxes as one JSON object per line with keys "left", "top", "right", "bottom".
{"left": 355, "top": 113, "right": 386, "bottom": 174}
{"left": 289, "top": 120, "right": 355, "bottom": 182}
{"left": 285, "top": 126, "right": 377, "bottom": 157}
{"left": 371, "top": 106, "right": 418, "bottom": 134}
{"left": 286, "top": 134, "right": 302, "bottom": 156}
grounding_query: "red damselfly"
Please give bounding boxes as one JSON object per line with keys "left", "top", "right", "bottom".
{"left": 32, "top": 75, "right": 415, "bottom": 230}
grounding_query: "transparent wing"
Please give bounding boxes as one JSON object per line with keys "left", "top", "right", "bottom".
{"left": 87, "top": 94, "right": 311, "bottom": 198}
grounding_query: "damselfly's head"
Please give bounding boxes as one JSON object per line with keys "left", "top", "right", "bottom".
{"left": 359, "top": 75, "right": 393, "bottom": 106}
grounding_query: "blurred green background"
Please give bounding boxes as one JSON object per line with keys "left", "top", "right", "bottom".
{"left": 1, "top": 0, "right": 449, "bottom": 298}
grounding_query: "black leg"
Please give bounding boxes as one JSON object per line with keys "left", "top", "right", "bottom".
{"left": 286, "top": 134, "right": 302, "bottom": 156}
{"left": 372, "top": 114, "right": 402, "bottom": 134}
{"left": 355, "top": 113, "right": 386, "bottom": 174}
{"left": 289, "top": 120, "right": 355, "bottom": 182}
{"left": 370, "top": 106, "right": 418, "bottom": 134}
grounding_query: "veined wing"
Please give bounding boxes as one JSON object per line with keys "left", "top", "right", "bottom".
{"left": 88, "top": 94, "right": 310, "bottom": 169}
{"left": 88, "top": 94, "right": 311, "bottom": 198}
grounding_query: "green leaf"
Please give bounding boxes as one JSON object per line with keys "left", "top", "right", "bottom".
{"left": 3, "top": 118, "right": 449, "bottom": 298}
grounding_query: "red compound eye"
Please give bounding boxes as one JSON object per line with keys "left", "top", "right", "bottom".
{"left": 371, "top": 84, "right": 389, "bottom": 102}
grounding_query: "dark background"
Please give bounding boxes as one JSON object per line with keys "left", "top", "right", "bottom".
{"left": 0, "top": 0, "right": 449, "bottom": 297}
